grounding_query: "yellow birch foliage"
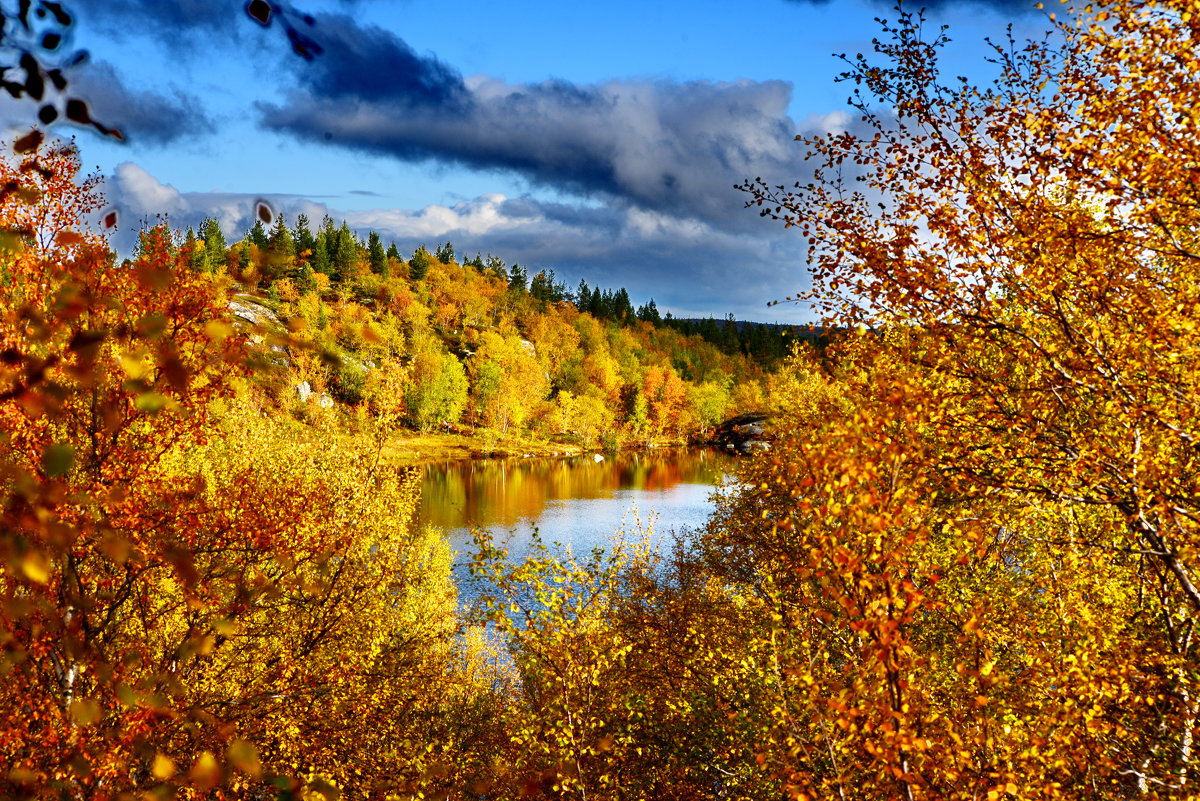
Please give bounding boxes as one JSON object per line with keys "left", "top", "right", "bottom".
{"left": 147, "top": 402, "right": 491, "bottom": 799}
{"left": 736, "top": 0, "right": 1200, "bottom": 796}
{"left": 709, "top": 334, "right": 1165, "bottom": 799}
{"left": 473, "top": 530, "right": 779, "bottom": 800}
{"left": 0, "top": 138, "right": 489, "bottom": 799}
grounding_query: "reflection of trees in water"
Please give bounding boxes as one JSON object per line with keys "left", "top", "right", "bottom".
{"left": 419, "top": 448, "right": 728, "bottom": 530}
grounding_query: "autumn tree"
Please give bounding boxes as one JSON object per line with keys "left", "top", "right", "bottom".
{"left": 687, "top": 371, "right": 733, "bottom": 434}
{"left": 523, "top": 306, "right": 583, "bottom": 391}
{"left": 734, "top": 0, "right": 1200, "bottom": 796}
{"left": 0, "top": 136, "right": 485, "bottom": 799}
{"left": 405, "top": 334, "right": 470, "bottom": 431}
{"left": 549, "top": 391, "right": 615, "bottom": 447}
{"left": 472, "top": 511, "right": 781, "bottom": 798}
{"left": 639, "top": 363, "right": 689, "bottom": 437}
{"left": 470, "top": 331, "right": 549, "bottom": 434}
{"left": 0, "top": 138, "right": 252, "bottom": 795}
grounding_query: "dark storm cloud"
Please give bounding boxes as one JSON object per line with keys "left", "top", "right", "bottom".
{"left": 257, "top": 14, "right": 816, "bottom": 231}
{"left": 295, "top": 14, "right": 466, "bottom": 106}
{"left": 71, "top": 0, "right": 403, "bottom": 50}
{"left": 69, "top": 61, "right": 213, "bottom": 144}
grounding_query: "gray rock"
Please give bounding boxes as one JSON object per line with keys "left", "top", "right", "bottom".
{"left": 229, "top": 296, "right": 283, "bottom": 329}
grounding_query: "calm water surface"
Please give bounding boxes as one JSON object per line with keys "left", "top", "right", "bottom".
{"left": 418, "top": 448, "right": 732, "bottom": 577}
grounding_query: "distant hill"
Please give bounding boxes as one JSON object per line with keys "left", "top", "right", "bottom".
{"left": 663, "top": 316, "right": 833, "bottom": 362}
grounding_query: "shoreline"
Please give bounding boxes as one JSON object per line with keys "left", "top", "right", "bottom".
{"left": 381, "top": 429, "right": 697, "bottom": 467}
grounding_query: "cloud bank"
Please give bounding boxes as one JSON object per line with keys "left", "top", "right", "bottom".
{"left": 99, "top": 162, "right": 327, "bottom": 252}
{"left": 100, "top": 161, "right": 813, "bottom": 322}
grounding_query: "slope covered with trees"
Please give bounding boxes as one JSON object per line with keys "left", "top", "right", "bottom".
{"left": 0, "top": 138, "right": 503, "bottom": 798}
{"left": 175, "top": 214, "right": 787, "bottom": 454}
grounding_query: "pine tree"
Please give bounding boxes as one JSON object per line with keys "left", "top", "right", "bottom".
{"left": 368, "top": 231, "right": 388, "bottom": 277}
{"left": 297, "top": 262, "right": 317, "bottom": 295}
{"left": 198, "top": 217, "right": 226, "bottom": 273}
{"left": 530, "top": 270, "right": 552, "bottom": 304}
{"left": 509, "top": 264, "right": 527, "bottom": 293}
{"left": 409, "top": 245, "right": 432, "bottom": 281}
{"left": 332, "top": 222, "right": 358, "bottom": 281}
{"left": 637, "top": 298, "right": 662, "bottom": 325}
{"left": 268, "top": 216, "right": 294, "bottom": 260}
{"left": 544, "top": 269, "right": 565, "bottom": 302}
{"left": 484, "top": 255, "right": 506, "bottom": 277}
{"left": 317, "top": 215, "right": 338, "bottom": 275}
{"left": 311, "top": 229, "right": 332, "bottom": 276}
{"left": 246, "top": 219, "right": 269, "bottom": 249}
{"left": 294, "top": 213, "right": 316, "bottom": 263}
{"left": 614, "top": 288, "right": 635, "bottom": 324}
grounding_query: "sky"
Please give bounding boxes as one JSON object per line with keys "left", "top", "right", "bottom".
{"left": 2, "top": 0, "right": 1050, "bottom": 323}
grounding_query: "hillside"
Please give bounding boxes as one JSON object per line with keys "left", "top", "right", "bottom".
{"left": 180, "top": 219, "right": 795, "bottom": 457}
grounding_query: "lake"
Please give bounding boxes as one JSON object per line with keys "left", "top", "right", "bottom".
{"left": 418, "top": 447, "right": 733, "bottom": 580}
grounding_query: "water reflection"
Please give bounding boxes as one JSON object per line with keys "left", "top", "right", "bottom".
{"left": 418, "top": 448, "right": 731, "bottom": 570}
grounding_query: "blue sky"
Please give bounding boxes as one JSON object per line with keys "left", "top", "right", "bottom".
{"left": 4, "top": 0, "right": 1048, "bottom": 322}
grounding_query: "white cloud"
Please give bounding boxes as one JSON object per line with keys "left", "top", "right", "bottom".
{"left": 98, "top": 161, "right": 816, "bottom": 322}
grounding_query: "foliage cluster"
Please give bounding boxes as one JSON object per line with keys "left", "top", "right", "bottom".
{"left": 178, "top": 211, "right": 777, "bottom": 448}
{"left": 468, "top": 0, "right": 1200, "bottom": 798}
{"left": 0, "top": 142, "right": 500, "bottom": 799}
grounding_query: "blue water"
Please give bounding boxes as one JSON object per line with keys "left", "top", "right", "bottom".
{"left": 417, "top": 448, "right": 732, "bottom": 587}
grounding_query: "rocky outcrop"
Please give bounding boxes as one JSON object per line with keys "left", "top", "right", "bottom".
{"left": 229, "top": 296, "right": 283, "bottom": 329}
{"left": 229, "top": 295, "right": 292, "bottom": 368}
{"left": 712, "top": 412, "right": 771, "bottom": 455}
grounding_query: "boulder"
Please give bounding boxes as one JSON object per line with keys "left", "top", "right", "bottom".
{"left": 713, "top": 411, "right": 772, "bottom": 455}
{"left": 229, "top": 296, "right": 283, "bottom": 329}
